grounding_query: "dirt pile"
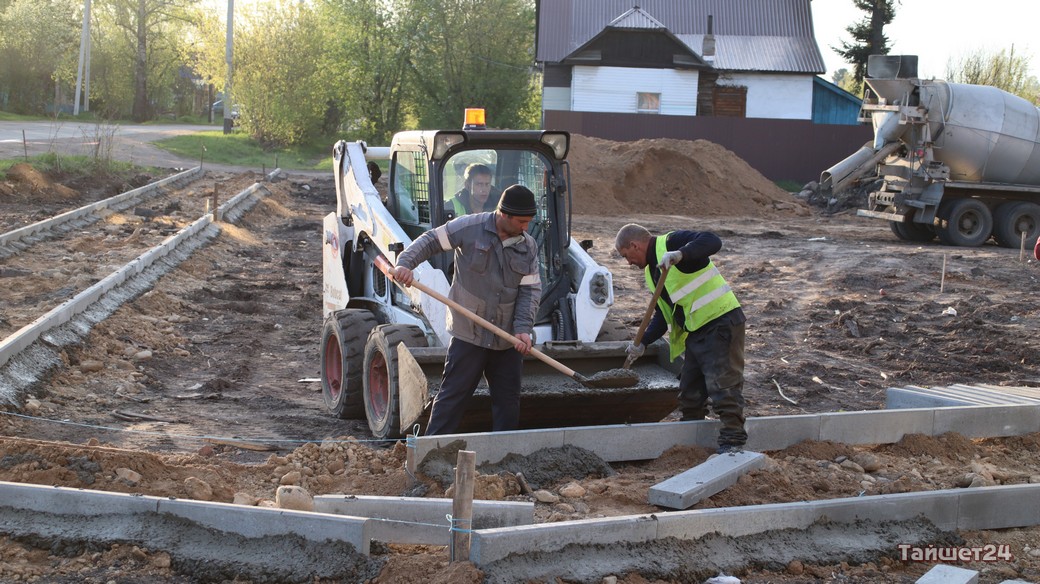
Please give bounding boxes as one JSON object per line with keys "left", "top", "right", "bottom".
{"left": 567, "top": 134, "right": 809, "bottom": 218}
{"left": 1, "top": 163, "right": 78, "bottom": 202}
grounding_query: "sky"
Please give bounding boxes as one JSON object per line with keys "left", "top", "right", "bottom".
{"left": 811, "top": 0, "right": 1040, "bottom": 82}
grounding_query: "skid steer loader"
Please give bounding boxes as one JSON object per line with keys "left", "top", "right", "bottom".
{"left": 321, "top": 110, "right": 680, "bottom": 439}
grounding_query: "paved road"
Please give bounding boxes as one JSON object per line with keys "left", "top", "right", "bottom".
{"left": 0, "top": 120, "right": 325, "bottom": 176}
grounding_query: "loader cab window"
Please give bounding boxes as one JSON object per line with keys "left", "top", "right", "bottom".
{"left": 390, "top": 150, "right": 431, "bottom": 240}
{"left": 444, "top": 151, "right": 501, "bottom": 218}
{"left": 441, "top": 147, "right": 557, "bottom": 286}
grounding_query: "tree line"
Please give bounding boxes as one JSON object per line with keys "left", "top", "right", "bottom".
{"left": 832, "top": 0, "right": 1038, "bottom": 102}
{"left": 0, "top": 0, "right": 540, "bottom": 146}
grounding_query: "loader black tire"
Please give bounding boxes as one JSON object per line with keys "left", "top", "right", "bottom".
{"left": 889, "top": 219, "right": 935, "bottom": 242}
{"left": 937, "top": 198, "right": 992, "bottom": 247}
{"left": 363, "top": 324, "right": 428, "bottom": 439}
{"left": 320, "top": 309, "right": 378, "bottom": 419}
{"left": 993, "top": 201, "right": 1040, "bottom": 249}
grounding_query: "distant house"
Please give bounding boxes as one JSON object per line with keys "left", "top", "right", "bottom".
{"left": 535, "top": 0, "right": 869, "bottom": 182}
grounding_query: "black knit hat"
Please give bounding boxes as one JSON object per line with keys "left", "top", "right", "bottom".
{"left": 497, "top": 185, "right": 537, "bottom": 217}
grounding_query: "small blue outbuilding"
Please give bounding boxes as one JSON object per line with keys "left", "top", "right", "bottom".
{"left": 812, "top": 76, "right": 864, "bottom": 126}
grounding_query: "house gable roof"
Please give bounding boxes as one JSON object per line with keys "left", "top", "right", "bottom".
{"left": 608, "top": 6, "right": 666, "bottom": 29}
{"left": 563, "top": 5, "right": 711, "bottom": 68}
{"left": 537, "top": 0, "right": 826, "bottom": 74}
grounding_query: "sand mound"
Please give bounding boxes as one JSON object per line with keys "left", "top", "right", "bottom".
{"left": 3, "top": 163, "right": 79, "bottom": 202}
{"left": 567, "top": 135, "right": 808, "bottom": 218}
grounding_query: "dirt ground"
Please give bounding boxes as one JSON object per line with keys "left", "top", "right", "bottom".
{"left": 1, "top": 135, "right": 1040, "bottom": 583}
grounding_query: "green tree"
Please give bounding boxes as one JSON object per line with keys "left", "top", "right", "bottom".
{"left": 0, "top": 0, "right": 80, "bottom": 114}
{"left": 234, "top": 0, "right": 329, "bottom": 146}
{"left": 834, "top": 0, "right": 897, "bottom": 87}
{"left": 405, "top": 0, "right": 539, "bottom": 130}
{"left": 317, "top": 0, "right": 419, "bottom": 144}
{"left": 94, "top": 0, "right": 199, "bottom": 121}
{"left": 945, "top": 46, "right": 1040, "bottom": 104}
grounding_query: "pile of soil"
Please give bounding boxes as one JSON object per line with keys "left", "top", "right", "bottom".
{"left": 1, "top": 163, "right": 78, "bottom": 202}
{"left": 567, "top": 134, "right": 809, "bottom": 218}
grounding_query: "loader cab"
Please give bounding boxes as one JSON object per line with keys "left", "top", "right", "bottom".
{"left": 385, "top": 124, "right": 576, "bottom": 337}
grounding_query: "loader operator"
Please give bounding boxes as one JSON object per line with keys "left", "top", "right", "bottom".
{"left": 615, "top": 223, "right": 748, "bottom": 454}
{"left": 449, "top": 163, "right": 500, "bottom": 216}
{"left": 390, "top": 185, "right": 541, "bottom": 435}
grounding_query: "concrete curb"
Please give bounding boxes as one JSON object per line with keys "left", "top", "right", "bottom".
{"left": 0, "top": 166, "right": 204, "bottom": 249}
{"left": 887, "top": 384, "right": 1040, "bottom": 409}
{"left": 470, "top": 484, "right": 1040, "bottom": 565}
{"left": 648, "top": 450, "right": 767, "bottom": 509}
{"left": 0, "top": 480, "right": 370, "bottom": 553}
{"left": 315, "top": 494, "right": 534, "bottom": 545}
{"left": 0, "top": 169, "right": 280, "bottom": 399}
{"left": 410, "top": 404, "right": 1040, "bottom": 471}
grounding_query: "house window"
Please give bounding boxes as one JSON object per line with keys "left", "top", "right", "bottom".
{"left": 637, "top": 92, "right": 660, "bottom": 114}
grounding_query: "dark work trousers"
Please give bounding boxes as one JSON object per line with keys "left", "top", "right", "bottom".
{"left": 678, "top": 316, "right": 748, "bottom": 447}
{"left": 424, "top": 337, "right": 523, "bottom": 436}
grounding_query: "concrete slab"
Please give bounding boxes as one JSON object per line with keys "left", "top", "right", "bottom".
{"left": 0, "top": 481, "right": 370, "bottom": 556}
{"left": 473, "top": 485, "right": 1040, "bottom": 566}
{"left": 886, "top": 387, "right": 985, "bottom": 409}
{"left": 0, "top": 480, "right": 158, "bottom": 516}
{"left": 956, "top": 484, "right": 1040, "bottom": 530}
{"left": 411, "top": 427, "right": 565, "bottom": 473}
{"left": 745, "top": 414, "right": 820, "bottom": 451}
{"left": 563, "top": 420, "right": 713, "bottom": 461}
{"left": 471, "top": 514, "right": 660, "bottom": 565}
{"left": 807, "top": 491, "right": 961, "bottom": 531}
{"left": 887, "top": 384, "right": 1040, "bottom": 410}
{"left": 819, "top": 408, "right": 935, "bottom": 444}
{"left": 315, "top": 495, "right": 533, "bottom": 545}
{"left": 655, "top": 490, "right": 961, "bottom": 540}
{"left": 412, "top": 405, "right": 1040, "bottom": 470}
{"left": 648, "top": 450, "right": 767, "bottom": 509}
{"left": 915, "top": 564, "right": 978, "bottom": 583}
{"left": 933, "top": 404, "right": 1040, "bottom": 438}
{"left": 156, "top": 498, "right": 369, "bottom": 553}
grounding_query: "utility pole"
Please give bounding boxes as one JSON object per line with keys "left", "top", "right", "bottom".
{"left": 223, "top": 0, "right": 234, "bottom": 134}
{"left": 73, "top": 0, "right": 92, "bottom": 115}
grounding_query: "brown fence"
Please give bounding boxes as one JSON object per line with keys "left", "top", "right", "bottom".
{"left": 544, "top": 110, "right": 874, "bottom": 186}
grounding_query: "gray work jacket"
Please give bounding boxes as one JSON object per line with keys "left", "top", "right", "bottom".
{"left": 396, "top": 212, "right": 542, "bottom": 350}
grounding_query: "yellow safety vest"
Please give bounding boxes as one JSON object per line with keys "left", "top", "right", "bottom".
{"left": 645, "top": 234, "right": 741, "bottom": 361}
{"left": 450, "top": 195, "right": 467, "bottom": 217}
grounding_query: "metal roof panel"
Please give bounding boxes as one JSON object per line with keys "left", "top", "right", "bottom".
{"left": 537, "top": 0, "right": 824, "bottom": 73}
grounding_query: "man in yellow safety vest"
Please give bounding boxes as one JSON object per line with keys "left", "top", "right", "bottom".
{"left": 615, "top": 223, "right": 748, "bottom": 454}
{"left": 449, "top": 163, "right": 500, "bottom": 217}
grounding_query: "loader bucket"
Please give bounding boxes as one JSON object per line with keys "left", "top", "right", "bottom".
{"left": 396, "top": 340, "right": 680, "bottom": 435}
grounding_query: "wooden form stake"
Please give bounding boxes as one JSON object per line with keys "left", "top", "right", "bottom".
{"left": 211, "top": 184, "right": 219, "bottom": 221}
{"left": 1021, "top": 231, "right": 1027, "bottom": 262}
{"left": 940, "top": 253, "right": 947, "bottom": 293}
{"left": 451, "top": 450, "right": 475, "bottom": 562}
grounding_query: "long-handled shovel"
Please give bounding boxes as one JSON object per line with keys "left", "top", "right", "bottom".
{"left": 376, "top": 256, "right": 638, "bottom": 389}
{"left": 623, "top": 266, "right": 668, "bottom": 369}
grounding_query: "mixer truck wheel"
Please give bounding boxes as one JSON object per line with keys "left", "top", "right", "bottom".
{"left": 937, "top": 198, "right": 993, "bottom": 247}
{"left": 993, "top": 202, "right": 1040, "bottom": 248}
{"left": 363, "top": 324, "right": 429, "bottom": 439}
{"left": 889, "top": 220, "right": 935, "bottom": 242}
{"left": 320, "top": 309, "right": 378, "bottom": 419}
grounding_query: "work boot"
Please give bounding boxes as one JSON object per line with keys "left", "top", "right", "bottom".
{"left": 716, "top": 444, "right": 744, "bottom": 455}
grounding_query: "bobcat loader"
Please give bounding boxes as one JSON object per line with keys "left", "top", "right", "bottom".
{"left": 321, "top": 110, "right": 679, "bottom": 439}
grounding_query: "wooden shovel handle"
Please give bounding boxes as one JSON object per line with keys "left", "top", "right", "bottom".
{"left": 374, "top": 256, "right": 579, "bottom": 378}
{"left": 634, "top": 266, "right": 668, "bottom": 347}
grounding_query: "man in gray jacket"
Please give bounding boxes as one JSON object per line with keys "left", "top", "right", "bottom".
{"left": 390, "top": 185, "right": 542, "bottom": 435}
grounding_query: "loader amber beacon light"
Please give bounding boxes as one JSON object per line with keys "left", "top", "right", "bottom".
{"left": 463, "top": 108, "right": 486, "bottom": 130}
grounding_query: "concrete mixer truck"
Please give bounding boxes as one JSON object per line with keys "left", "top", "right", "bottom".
{"left": 821, "top": 55, "right": 1040, "bottom": 248}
